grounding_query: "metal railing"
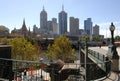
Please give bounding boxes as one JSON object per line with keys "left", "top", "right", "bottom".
{"left": 0, "top": 57, "right": 111, "bottom": 81}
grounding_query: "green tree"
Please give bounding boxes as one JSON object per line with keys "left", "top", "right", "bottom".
{"left": 93, "top": 36, "right": 102, "bottom": 42}
{"left": 115, "top": 35, "right": 120, "bottom": 41}
{"left": 0, "top": 37, "right": 9, "bottom": 44}
{"left": 81, "top": 36, "right": 90, "bottom": 42}
{"left": 47, "top": 36, "right": 76, "bottom": 62}
{"left": 8, "top": 38, "right": 39, "bottom": 60}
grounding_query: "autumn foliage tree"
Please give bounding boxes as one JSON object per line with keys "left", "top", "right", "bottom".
{"left": 8, "top": 38, "right": 39, "bottom": 61}
{"left": 47, "top": 36, "right": 76, "bottom": 62}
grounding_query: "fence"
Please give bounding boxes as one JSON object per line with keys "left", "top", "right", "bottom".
{"left": 0, "top": 58, "right": 111, "bottom": 81}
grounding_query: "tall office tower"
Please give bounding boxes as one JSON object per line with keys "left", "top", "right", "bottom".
{"left": 40, "top": 6, "right": 47, "bottom": 31}
{"left": 70, "top": 17, "right": 79, "bottom": 35}
{"left": 93, "top": 24, "right": 99, "bottom": 36}
{"left": 47, "top": 20, "right": 52, "bottom": 32}
{"left": 58, "top": 5, "right": 67, "bottom": 35}
{"left": 52, "top": 18, "right": 58, "bottom": 34}
{"left": 84, "top": 18, "right": 93, "bottom": 35}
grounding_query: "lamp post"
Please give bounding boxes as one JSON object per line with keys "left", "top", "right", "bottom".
{"left": 108, "top": 22, "right": 119, "bottom": 71}
{"left": 109, "top": 22, "right": 115, "bottom": 45}
{"left": 109, "top": 23, "right": 120, "bottom": 79}
{"left": 109, "top": 22, "right": 119, "bottom": 59}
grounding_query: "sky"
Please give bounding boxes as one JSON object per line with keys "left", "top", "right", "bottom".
{"left": 0, "top": 0, "right": 120, "bottom": 38}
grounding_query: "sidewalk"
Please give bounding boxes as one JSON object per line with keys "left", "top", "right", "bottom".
{"left": 95, "top": 71, "right": 119, "bottom": 81}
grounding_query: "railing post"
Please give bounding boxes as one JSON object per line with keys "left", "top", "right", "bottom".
{"left": 9, "top": 60, "right": 12, "bottom": 81}
{"left": 85, "top": 42, "right": 88, "bottom": 81}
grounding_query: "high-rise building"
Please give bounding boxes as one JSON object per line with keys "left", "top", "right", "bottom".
{"left": 58, "top": 5, "right": 67, "bottom": 35}
{"left": 33, "top": 25, "right": 39, "bottom": 35}
{"left": 40, "top": 6, "right": 47, "bottom": 31}
{"left": 52, "top": 18, "right": 58, "bottom": 34}
{"left": 84, "top": 18, "right": 93, "bottom": 35}
{"left": 47, "top": 20, "right": 52, "bottom": 32}
{"left": 70, "top": 17, "right": 79, "bottom": 35}
{"left": 93, "top": 24, "right": 99, "bottom": 36}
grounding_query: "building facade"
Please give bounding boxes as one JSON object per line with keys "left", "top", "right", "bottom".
{"left": 84, "top": 18, "right": 93, "bottom": 35}
{"left": 47, "top": 20, "right": 52, "bottom": 32}
{"left": 70, "top": 17, "right": 79, "bottom": 35}
{"left": 58, "top": 5, "right": 67, "bottom": 35}
{"left": 21, "top": 19, "right": 28, "bottom": 37}
{"left": 40, "top": 6, "right": 47, "bottom": 32}
{"left": 52, "top": 18, "right": 58, "bottom": 34}
{"left": 93, "top": 24, "right": 99, "bottom": 36}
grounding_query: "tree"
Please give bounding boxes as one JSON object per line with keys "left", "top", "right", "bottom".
{"left": 81, "top": 36, "right": 90, "bottom": 42}
{"left": 93, "top": 36, "right": 102, "bottom": 42}
{"left": 8, "top": 38, "right": 39, "bottom": 61}
{"left": 0, "top": 37, "right": 9, "bottom": 44}
{"left": 115, "top": 35, "right": 120, "bottom": 41}
{"left": 47, "top": 36, "right": 76, "bottom": 62}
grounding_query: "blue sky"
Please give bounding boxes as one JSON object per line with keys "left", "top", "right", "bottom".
{"left": 0, "top": 0, "right": 120, "bottom": 37}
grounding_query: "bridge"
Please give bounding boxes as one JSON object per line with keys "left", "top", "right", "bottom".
{"left": 1, "top": 44, "right": 118, "bottom": 81}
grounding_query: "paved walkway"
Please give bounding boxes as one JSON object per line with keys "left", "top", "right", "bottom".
{"left": 95, "top": 71, "right": 119, "bottom": 81}
{"left": 89, "top": 46, "right": 120, "bottom": 81}
{"left": 89, "top": 47, "right": 108, "bottom": 56}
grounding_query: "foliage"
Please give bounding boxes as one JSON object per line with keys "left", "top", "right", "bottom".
{"left": 8, "top": 38, "right": 39, "bottom": 60}
{"left": 93, "top": 36, "right": 102, "bottom": 42}
{"left": 26, "top": 36, "right": 35, "bottom": 45}
{"left": 115, "top": 35, "right": 120, "bottom": 41}
{"left": 81, "top": 36, "right": 102, "bottom": 42}
{"left": 0, "top": 37, "right": 9, "bottom": 44}
{"left": 81, "top": 36, "right": 90, "bottom": 42}
{"left": 47, "top": 36, "right": 76, "bottom": 62}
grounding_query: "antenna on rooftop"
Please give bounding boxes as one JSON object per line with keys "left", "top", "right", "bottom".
{"left": 62, "top": 4, "right": 64, "bottom": 11}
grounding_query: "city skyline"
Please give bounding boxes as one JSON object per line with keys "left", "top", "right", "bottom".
{"left": 0, "top": 0, "right": 120, "bottom": 37}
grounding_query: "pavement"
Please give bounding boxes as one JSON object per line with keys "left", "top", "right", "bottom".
{"left": 95, "top": 71, "right": 119, "bottom": 81}
{"left": 89, "top": 46, "right": 120, "bottom": 81}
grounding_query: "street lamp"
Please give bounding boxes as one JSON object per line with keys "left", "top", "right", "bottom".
{"left": 108, "top": 22, "right": 119, "bottom": 72}
{"left": 109, "top": 22, "right": 119, "bottom": 59}
{"left": 109, "top": 22, "right": 115, "bottom": 45}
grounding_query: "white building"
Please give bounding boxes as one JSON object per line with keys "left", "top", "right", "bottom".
{"left": 70, "top": 17, "right": 79, "bottom": 35}
{"left": 52, "top": 18, "right": 58, "bottom": 34}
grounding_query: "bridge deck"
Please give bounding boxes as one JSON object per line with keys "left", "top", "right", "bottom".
{"left": 93, "top": 46, "right": 120, "bottom": 56}
{"left": 103, "top": 46, "right": 120, "bottom": 56}
{"left": 89, "top": 47, "right": 108, "bottom": 57}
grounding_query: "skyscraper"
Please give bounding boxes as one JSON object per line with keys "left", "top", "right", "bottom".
{"left": 47, "top": 20, "right": 52, "bottom": 32}
{"left": 93, "top": 24, "right": 99, "bottom": 36}
{"left": 58, "top": 5, "right": 67, "bottom": 35}
{"left": 52, "top": 18, "right": 58, "bottom": 34}
{"left": 84, "top": 18, "right": 93, "bottom": 35}
{"left": 70, "top": 17, "right": 79, "bottom": 35}
{"left": 40, "top": 6, "right": 47, "bottom": 31}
